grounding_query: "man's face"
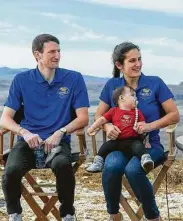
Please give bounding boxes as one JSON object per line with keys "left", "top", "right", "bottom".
{"left": 36, "top": 41, "right": 61, "bottom": 69}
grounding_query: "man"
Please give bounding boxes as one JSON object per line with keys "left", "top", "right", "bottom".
{"left": 0, "top": 34, "right": 89, "bottom": 221}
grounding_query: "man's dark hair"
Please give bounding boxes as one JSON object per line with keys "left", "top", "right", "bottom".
{"left": 112, "top": 85, "right": 135, "bottom": 106}
{"left": 32, "top": 34, "right": 60, "bottom": 53}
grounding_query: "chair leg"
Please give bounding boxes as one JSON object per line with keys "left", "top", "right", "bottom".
{"left": 33, "top": 160, "right": 83, "bottom": 221}
{"left": 40, "top": 196, "right": 59, "bottom": 220}
{"left": 23, "top": 158, "right": 85, "bottom": 221}
{"left": 121, "top": 163, "right": 173, "bottom": 221}
{"left": 21, "top": 184, "right": 50, "bottom": 221}
{"left": 120, "top": 194, "right": 140, "bottom": 221}
{"left": 24, "top": 173, "right": 60, "bottom": 220}
{"left": 136, "top": 164, "right": 172, "bottom": 220}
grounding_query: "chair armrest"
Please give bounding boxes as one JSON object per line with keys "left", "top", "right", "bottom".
{"left": 76, "top": 128, "right": 85, "bottom": 136}
{"left": 0, "top": 128, "right": 10, "bottom": 135}
{"left": 75, "top": 128, "right": 88, "bottom": 156}
{"left": 90, "top": 128, "right": 106, "bottom": 156}
{"left": 0, "top": 128, "right": 15, "bottom": 163}
{"left": 166, "top": 124, "right": 177, "bottom": 133}
{"left": 166, "top": 124, "right": 177, "bottom": 156}
{"left": 0, "top": 129, "right": 10, "bottom": 162}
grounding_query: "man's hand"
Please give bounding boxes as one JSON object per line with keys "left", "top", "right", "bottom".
{"left": 105, "top": 124, "right": 121, "bottom": 140}
{"left": 21, "top": 129, "right": 43, "bottom": 149}
{"left": 44, "top": 130, "right": 64, "bottom": 153}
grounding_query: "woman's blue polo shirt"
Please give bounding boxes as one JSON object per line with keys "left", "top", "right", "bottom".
{"left": 100, "top": 73, "right": 174, "bottom": 144}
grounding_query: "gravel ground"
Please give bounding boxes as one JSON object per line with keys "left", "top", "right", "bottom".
{"left": 0, "top": 160, "right": 183, "bottom": 221}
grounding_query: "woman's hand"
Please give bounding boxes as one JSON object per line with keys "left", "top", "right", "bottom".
{"left": 136, "top": 122, "right": 154, "bottom": 134}
{"left": 105, "top": 124, "right": 121, "bottom": 140}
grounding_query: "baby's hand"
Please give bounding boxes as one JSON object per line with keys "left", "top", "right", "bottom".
{"left": 145, "top": 142, "right": 151, "bottom": 148}
{"left": 87, "top": 127, "right": 94, "bottom": 136}
{"left": 87, "top": 127, "right": 100, "bottom": 136}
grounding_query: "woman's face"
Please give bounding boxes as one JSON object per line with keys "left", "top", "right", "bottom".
{"left": 117, "top": 49, "right": 142, "bottom": 78}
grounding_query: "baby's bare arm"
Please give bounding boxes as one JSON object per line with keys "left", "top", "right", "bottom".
{"left": 87, "top": 117, "right": 108, "bottom": 135}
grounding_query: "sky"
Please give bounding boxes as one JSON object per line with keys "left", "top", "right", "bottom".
{"left": 0, "top": 0, "right": 183, "bottom": 84}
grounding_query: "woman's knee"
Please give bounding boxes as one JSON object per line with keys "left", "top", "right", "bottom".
{"left": 125, "top": 157, "right": 144, "bottom": 178}
{"left": 103, "top": 151, "right": 128, "bottom": 174}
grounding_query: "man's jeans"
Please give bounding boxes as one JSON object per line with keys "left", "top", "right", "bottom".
{"left": 102, "top": 143, "right": 165, "bottom": 219}
{"left": 2, "top": 140, "right": 75, "bottom": 217}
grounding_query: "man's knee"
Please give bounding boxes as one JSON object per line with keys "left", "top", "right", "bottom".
{"left": 51, "top": 155, "right": 71, "bottom": 171}
{"left": 2, "top": 165, "right": 22, "bottom": 184}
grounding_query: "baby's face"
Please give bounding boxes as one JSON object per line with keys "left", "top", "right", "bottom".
{"left": 120, "top": 87, "right": 136, "bottom": 109}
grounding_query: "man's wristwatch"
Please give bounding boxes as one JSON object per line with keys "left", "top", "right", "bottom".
{"left": 59, "top": 127, "right": 67, "bottom": 135}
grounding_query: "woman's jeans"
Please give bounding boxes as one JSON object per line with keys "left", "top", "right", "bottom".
{"left": 102, "top": 143, "right": 165, "bottom": 219}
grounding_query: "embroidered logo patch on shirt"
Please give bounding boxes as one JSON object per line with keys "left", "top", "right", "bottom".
{"left": 139, "top": 88, "right": 152, "bottom": 100}
{"left": 121, "top": 115, "right": 132, "bottom": 126}
{"left": 58, "top": 87, "right": 70, "bottom": 98}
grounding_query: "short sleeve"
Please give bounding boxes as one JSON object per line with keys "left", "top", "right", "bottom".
{"left": 72, "top": 73, "right": 90, "bottom": 110}
{"left": 138, "top": 110, "right": 145, "bottom": 122}
{"left": 156, "top": 77, "right": 174, "bottom": 104}
{"left": 99, "top": 80, "right": 111, "bottom": 106}
{"left": 103, "top": 108, "right": 115, "bottom": 122}
{"left": 4, "top": 75, "right": 22, "bottom": 111}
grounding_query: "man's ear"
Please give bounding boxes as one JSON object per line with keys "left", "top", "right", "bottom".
{"left": 33, "top": 51, "right": 41, "bottom": 61}
{"left": 115, "top": 61, "right": 123, "bottom": 70}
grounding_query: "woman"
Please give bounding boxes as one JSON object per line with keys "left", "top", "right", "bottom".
{"left": 95, "top": 42, "right": 179, "bottom": 221}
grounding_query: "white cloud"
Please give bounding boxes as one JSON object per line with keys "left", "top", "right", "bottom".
{"left": 0, "top": 43, "right": 182, "bottom": 84}
{"left": 80, "top": 0, "right": 183, "bottom": 14}
{"left": 41, "top": 12, "right": 120, "bottom": 42}
{"left": 58, "top": 30, "right": 120, "bottom": 42}
{"left": 41, "top": 12, "right": 79, "bottom": 21}
{"left": 131, "top": 37, "right": 183, "bottom": 54}
{"left": 0, "top": 21, "right": 12, "bottom": 28}
{"left": 142, "top": 50, "right": 183, "bottom": 70}
{"left": 0, "top": 21, "right": 13, "bottom": 35}
{"left": 134, "top": 37, "right": 183, "bottom": 48}
{"left": 0, "top": 44, "right": 36, "bottom": 68}
{"left": 0, "top": 20, "right": 33, "bottom": 36}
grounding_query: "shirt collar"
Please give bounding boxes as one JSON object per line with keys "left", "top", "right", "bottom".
{"left": 35, "top": 67, "right": 62, "bottom": 84}
{"left": 35, "top": 67, "right": 45, "bottom": 83}
{"left": 121, "top": 72, "right": 148, "bottom": 90}
{"left": 137, "top": 73, "right": 148, "bottom": 89}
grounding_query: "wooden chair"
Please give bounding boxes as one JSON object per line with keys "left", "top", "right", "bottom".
{"left": 0, "top": 107, "right": 88, "bottom": 221}
{"left": 91, "top": 124, "right": 177, "bottom": 221}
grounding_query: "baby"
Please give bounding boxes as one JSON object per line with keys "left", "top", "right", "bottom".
{"left": 86, "top": 86, "right": 154, "bottom": 173}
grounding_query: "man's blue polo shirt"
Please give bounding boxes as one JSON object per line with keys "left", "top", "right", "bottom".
{"left": 100, "top": 73, "right": 174, "bottom": 144}
{"left": 5, "top": 67, "right": 90, "bottom": 144}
